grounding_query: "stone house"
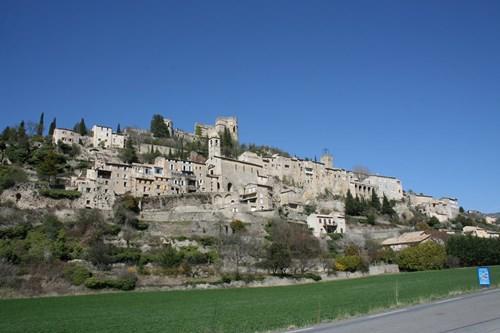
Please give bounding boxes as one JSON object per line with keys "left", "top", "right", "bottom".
{"left": 91, "top": 125, "right": 126, "bottom": 149}
{"left": 306, "top": 213, "right": 346, "bottom": 238}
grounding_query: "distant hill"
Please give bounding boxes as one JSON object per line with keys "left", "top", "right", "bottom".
{"left": 487, "top": 213, "right": 500, "bottom": 218}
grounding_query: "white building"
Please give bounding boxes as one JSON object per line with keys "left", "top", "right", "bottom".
{"left": 52, "top": 128, "right": 82, "bottom": 145}
{"left": 306, "top": 213, "right": 346, "bottom": 238}
{"left": 91, "top": 125, "right": 126, "bottom": 149}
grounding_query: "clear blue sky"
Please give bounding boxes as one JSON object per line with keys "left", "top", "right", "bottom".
{"left": 1, "top": 0, "right": 499, "bottom": 212}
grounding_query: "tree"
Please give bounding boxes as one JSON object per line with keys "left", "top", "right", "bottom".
{"left": 397, "top": 242, "right": 446, "bottom": 271}
{"left": 381, "top": 194, "right": 396, "bottom": 216}
{"left": 352, "top": 165, "right": 370, "bottom": 181}
{"left": 150, "top": 114, "right": 170, "bottom": 138}
{"left": 428, "top": 216, "right": 440, "bottom": 228}
{"left": 48, "top": 118, "right": 57, "bottom": 137}
{"left": 36, "top": 113, "right": 44, "bottom": 136}
{"left": 345, "top": 190, "right": 366, "bottom": 216}
{"left": 370, "top": 190, "right": 381, "bottom": 211}
{"left": 221, "top": 220, "right": 253, "bottom": 277}
{"left": 335, "top": 255, "right": 363, "bottom": 273}
{"left": 195, "top": 125, "right": 202, "bottom": 136}
{"left": 119, "top": 140, "right": 138, "bottom": 164}
{"left": 73, "top": 118, "right": 88, "bottom": 136}
{"left": 37, "top": 150, "right": 66, "bottom": 185}
{"left": 113, "top": 194, "right": 140, "bottom": 230}
{"left": 18, "top": 121, "right": 26, "bottom": 140}
{"left": 263, "top": 242, "right": 291, "bottom": 275}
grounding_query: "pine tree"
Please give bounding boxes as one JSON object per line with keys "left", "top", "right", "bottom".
{"left": 371, "top": 190, "right": 381, "bottom": 211}
{"left": 48, "top": 118, "right": 57, "bottom": 136}
{"left": 381, "top": 194, "right": 396, "bottom": 216}
{"left": 345, "top": 190, "right": 357, "bottom": 216}
{"left": 150, "top": 114, "right": 170, "bottom": 138}
{"left": 18, "top": 121, "right": 26, "bottom": 139}
{"left": 37, "top": 112, "right": 44, "bottom": 136}
{"left": 74, "top": 118, "right": 88, "bottom": 136}
{"left": 119, "top": 140, "right": 138, "bottom": 164}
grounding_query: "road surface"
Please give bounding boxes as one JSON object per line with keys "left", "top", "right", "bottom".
{"left": 286, "top": 288, "right": 500, "bottom": 333}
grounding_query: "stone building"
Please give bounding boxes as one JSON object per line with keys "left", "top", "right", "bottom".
{"left": 68, "top": 116, "right": 414, "bottom": 217}
{"left": 407, "top": 193, "right": 459, "bottom": 222}
{"left": 306, "top": 213, "right": 346, "bottom": 238}
{"left": 195, "top": 116, "right": 238, "bottom": 141}
{"left": 52, "top": 128, "right": 83, "bottom": 145}
{"left": 91, "top": 125, "right": 126, "bottom": 149}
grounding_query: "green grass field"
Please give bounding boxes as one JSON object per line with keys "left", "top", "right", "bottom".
{"left": 0, "top": 266, "right": 498, "bottom": 333}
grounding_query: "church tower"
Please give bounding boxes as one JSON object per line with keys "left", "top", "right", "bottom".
{"left": 208, "top": 129, "right": 221, "bottom": 159}
{"left": 320, "top": 150, "right": 334, "bottom": 169}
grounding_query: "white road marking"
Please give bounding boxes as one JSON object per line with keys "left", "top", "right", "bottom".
{"left": 433, "top": 296, "right": 464, "bottom": 305}
{"left": 288, "top": 328, "right": 314, "bottom": 333}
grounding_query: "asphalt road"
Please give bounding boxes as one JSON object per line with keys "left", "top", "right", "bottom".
{"left": 286, "top": 288, "right": 500, "bottom": 333}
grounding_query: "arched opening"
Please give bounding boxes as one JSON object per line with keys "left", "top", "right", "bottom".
{"left": 217, "top": 182, "right": 220, "bottom": 191}
{"left": 227, "top": 183, "right": 233, "bottom": 192}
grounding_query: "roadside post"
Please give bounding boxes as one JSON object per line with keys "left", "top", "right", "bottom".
{"left": 477, "top": 267, "right": 491, "bottom": 288}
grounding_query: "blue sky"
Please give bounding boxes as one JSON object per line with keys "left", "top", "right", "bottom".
{"left": 1, "top": 0, "right": 499, "bottom": 212}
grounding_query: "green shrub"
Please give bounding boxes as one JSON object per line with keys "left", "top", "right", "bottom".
{"left": 111, "top": 247, "right": 142, "bottom": 264}
{"left": 303, "top": 272, "right": 322, "bottom": 281}
{"left": 63, "top": 264, "right": 92, "bottom": 286}
{"left": 108, "top": 274, "right": 137, "bottom": 291}
{"left": 40, "top": 189, "right": 81, "bottom": 200}
{"left": 397, "top": 242, "right": 446, "bottom": 271}
{"left": 0, "top": 223, "right": 32, "bottom": 240}
{"left": 84, "top": 274, "right": 137, "bottom": 291}
{"left": 0, "top": 165, "right": 27, "bottom": 192}
{"left": 335, "top": 255, "right": 363, "bottom": 273}
{"left": 194, "top": 236, "right": 216, "bottom": 247}
{"left": 84, "top": 277, "right": 108, "bottom": 289}
{"left": 158, "top": 246, "right": 184, "bottom": 268}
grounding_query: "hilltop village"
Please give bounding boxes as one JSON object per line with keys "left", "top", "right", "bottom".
{"left": 0, "top": 114, "right": 498, "bottom": 296}
{"left": 51, "top": 116, "right": 460, "bottom": 228}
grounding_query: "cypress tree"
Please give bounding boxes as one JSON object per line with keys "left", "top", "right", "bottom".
{"left": 48, "top": 118, "right": 57, "bottom": 136}
{"left": 74, "top": 118, "right": 88, "bottom": 136}
{"left": 371, "top": 190, "right": 381, "bottom": 211}
{"left": 381, "top": 194, "right": 396, "bottom": 216}
{"left": 37, "top": 112, "right": 44, "bottom": 136}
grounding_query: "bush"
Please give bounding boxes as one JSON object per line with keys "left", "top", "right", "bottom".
{"left": 0, "top": 165, "right": 27, "bottom": 192}
{"left": 335, "top": 255, "right": 363, "bottom": 273}
{"left": 84, "top": 274, "right": 137, "bottom": 291}
{"left": 84, "top": 277, "right": 108, "bottom": 289}
{"left": 108, "top": 274, "right": 137, "bottom": 291}
{"left": 397, "top": 242, "right": 446, "bottom": 271}
{"left": 303, "top": 272, "right": 322, "bottom": 281}
{"left": 221, "top": 275, "right": 232, "bottom": 284}
{"left": 111, "top": 247, "right": 142, "bottom": 264}
{"left": 40, "top": 189, "right": 81, "bottom": 200}
{"left": 158, "top": 246, "right": 184, "bottom": 268}
{"left": 63, "top": 264, "right": 92, "bottom": 286}
{"left": 194, "top": 236, "right": 217, "bottom": 247}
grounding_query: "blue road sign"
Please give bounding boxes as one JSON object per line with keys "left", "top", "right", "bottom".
{"left": 477, "top": 267, "right": 491, "bottom": 287}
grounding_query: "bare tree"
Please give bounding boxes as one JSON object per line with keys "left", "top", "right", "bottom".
{"left": 352, "top": 165, "right": 371, "bottom": 181}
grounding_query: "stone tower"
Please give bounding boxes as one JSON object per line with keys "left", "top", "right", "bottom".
{"left": 215, "top": 116, "right": 238, "bottom": 142}
{"left": 208, "top": 129, "right": 221, "bottom": 159}
{"left": 320, "top": 151, "right": 334, "bottom": 169}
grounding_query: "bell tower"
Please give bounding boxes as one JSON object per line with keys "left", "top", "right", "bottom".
{"left": 208, "top": 129, "right": 221, "bottom": 159}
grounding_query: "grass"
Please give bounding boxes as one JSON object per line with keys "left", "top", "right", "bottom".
{"left": 0, "top": 266, "right": 498, "bottom": 333}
